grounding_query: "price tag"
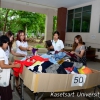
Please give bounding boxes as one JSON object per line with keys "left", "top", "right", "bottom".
{"left": 71, "top": 74, "right": 86, "bottom": 87}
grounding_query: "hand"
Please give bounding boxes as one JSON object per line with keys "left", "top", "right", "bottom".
{"left": 9, "top": 61, "right": 13, "bottom": 65}
{"left": 50, "top": 45, "right": 54, "bottom": 49}
{"left": 28, "top": 47, "right": 32, "bottom": 51}
{"left": 12, "top": 63, "right": 20, "bottom": 68}
{"left": 70, "top": 51, "right": 75, "bottom": 54}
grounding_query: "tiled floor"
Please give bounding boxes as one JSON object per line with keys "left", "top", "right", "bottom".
{"left": 12, "top": 61, "right": 100, "bottom": 100}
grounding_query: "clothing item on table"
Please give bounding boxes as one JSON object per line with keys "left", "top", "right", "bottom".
{"left": 78, "top": 66, "right": 92, "bottom": 74}
{"left": 57, "top": 59, "right": 64, "bottom": 65}
{"left": 71, "top": 71, "right": 78, "bottom": 74}
{"left": 66, "top": 52, "right": 77, "bottom": 60}
{"left": 64, "top": 67, "right": 74, "bottom": 72}
{"left": 29, "top": 65, "right": 42, "bottom": 73}
{"left": 55, "top": 52, "right": 67, "bottom": 61}
{"left": 32, "top": 48, "right": 38, "bottom": 55}
{"left": 28, "top": 61, "right": 44, "bottom": 70}
{"left": 13, "top": 56, "right": 49, "bottom": 77}
{"left": 13, "top": 59, "right": 35, "bottom": 77}
{"left": 13, "top": 61, "right": 24, "bottom": 77}
{"left": 65, "top": 70, "right": 71, "bottom": 74}
{"left": 57, "top": 62, "right": 74, "bottom": 74}
{"left": 46, "top": 64, "right": 60, "bottom": 73}
{"left": 64, "top": 56, "right": 78, "bottom": 62}
{"left": 29, "top": 61, "right": 53, "bottom": 73}
{"left": 30, "top": 55, "right": 49, "bottom": 62}
{"left": 64, "top": 59, "right": 71, "bottom": 62}
{"left": 0, "top": 83, "right": 12, "bottom": 100}
{"left": 64, "top": 67, "right": 79, "bottom": 74}
{"left": 41, "top": 52, "right": 67, "bottom": 64}
{"left": 73, "top": 67, "right": 79, "bottom": 74}
{"left": 55, "top": 51, "right": 59, "bottom": 54}
{"left": 41, "top": 61, "right": 53, "bottom": 72}
{"left": 73, "top": 62, "right": 83, "bottom": 69}
{"left": 38, "top": 65, "right": 42, "bottom": 73}
{"left": 41, "top": 54, "right": 57, "bottom": 64}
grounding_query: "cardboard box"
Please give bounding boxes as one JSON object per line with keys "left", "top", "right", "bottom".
{"left": 20, "top": 67, "right": 100, "bottom": 93}
{"left": 84, "top": 69, "right": 100, "bottom": 89}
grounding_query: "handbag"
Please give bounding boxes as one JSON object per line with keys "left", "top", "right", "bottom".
{"left": 0, "top": 68, "right": 10, "bottom": 87}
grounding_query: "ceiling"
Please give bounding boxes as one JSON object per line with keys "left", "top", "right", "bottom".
{"left": 16, "top": 0, "right": 95, "bottom": 8}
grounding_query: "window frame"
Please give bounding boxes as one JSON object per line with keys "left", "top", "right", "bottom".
{"left": 67, "top": 5, "right": 92, "bottom": 33}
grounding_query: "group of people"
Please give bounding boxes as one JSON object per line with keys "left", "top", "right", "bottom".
{"left": 0, "top": 30, "right": 86, "bottom": 100}
{"left": 46, "top": 31, "right": 86, "bottom": 65}
{"left": 0, "top": 30, "right": 32, "bottom": 100}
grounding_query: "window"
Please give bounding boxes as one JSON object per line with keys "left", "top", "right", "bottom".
{"left": 67, "top": 5, "right": 92, "bottom": 32}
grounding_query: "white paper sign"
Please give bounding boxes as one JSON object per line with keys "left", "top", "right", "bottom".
{"left": 71, "top": 74, "right": 86, "bottom": 87}
{"left": 91, "top": 35, "right": 96, "bottom": 39}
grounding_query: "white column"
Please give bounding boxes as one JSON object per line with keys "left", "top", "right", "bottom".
{"left": 45, "top": 13, "right": 53, "bottom": 41}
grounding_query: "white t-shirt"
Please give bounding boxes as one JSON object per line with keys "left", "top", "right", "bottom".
{"left": 16, "top": 40, "right": 28, "bottom": 55}
{"left": 0, "top": 48, "right": 9, "bottom": 64}
{"left": 50, "top": 39, "right": 64, "bottom": 54}
{"left": 0, "top": 47, "right": 10, "bottom": 86}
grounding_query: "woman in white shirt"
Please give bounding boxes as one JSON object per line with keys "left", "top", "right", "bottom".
{"left": 15, "top": 30, "right": 32, "bottom": 94}
{"left": 48, "top": 31, "right": 64, "bottom": 54}
{"left": 16, "top": 30, "right": 32, "bottom": 56}
{"left": 0, "top": 35, "right": 20, "bottom": 100}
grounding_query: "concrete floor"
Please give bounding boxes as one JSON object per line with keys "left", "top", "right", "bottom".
{"left": 12, "top": 61, "right": 100, "bottom": 100}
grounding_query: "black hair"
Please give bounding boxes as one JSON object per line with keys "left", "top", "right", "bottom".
{"left": 0, "top": 35, "right": 10, "bottom": 46}
{"left": 53, "top": 31, "right": 60, "bottom": 36}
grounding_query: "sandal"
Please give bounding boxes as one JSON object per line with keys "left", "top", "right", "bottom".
{"left": 16, "top": 85, "right": 21, "bottom": 95}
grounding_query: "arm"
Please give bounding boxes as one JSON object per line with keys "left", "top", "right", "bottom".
{"left": 73, "top": 45, "right": 85, "bottom": 58}
{"left": 60, "top": 48, "right": 64, "bottom": 52}
{"left": 11, "top": 50, "right": 26, "bottom": 57}
{"left": 59, "top": 40, "right": 64, "bottom": 52}
{"left": 16, "top": 41, "right": 32, "bottom": 51}
{"left": 74, "top": 50, "right": 85, "bottom": 58}
{"left": 19, "top": 46, "right": 29, "bottom": 51}
{"left": 0, "top": 60, "right": 20, "bottom": 69}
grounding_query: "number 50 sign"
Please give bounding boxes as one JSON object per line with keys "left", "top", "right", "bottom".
{"left": 71, "top": 74, "right": 87, "bottom": 87}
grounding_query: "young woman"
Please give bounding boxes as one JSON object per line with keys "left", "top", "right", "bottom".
{"left": 71, "top": 35, "right": 86, "bottom": 65}
{"left": 0, "top": 35, "right": 20, "bottom": 100}
{"left": 16, "top": 30, "right": 32, "bottom": 56}
{"left": 48, "top": 31, "right": 64, "bottom": 54}
{"left": 5, "top": 31, "right": 25, "bottom": 60}
{"left": 15, "top": 30, "right": 32, "bottom": 94}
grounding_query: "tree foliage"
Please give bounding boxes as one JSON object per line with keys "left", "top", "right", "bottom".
{"left": 0, "top": 8, "right": 46, "bottom": 36}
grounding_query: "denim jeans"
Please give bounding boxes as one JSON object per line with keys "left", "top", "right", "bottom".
{"left": 41, "top": 52, "right": 67, "bottom": 64}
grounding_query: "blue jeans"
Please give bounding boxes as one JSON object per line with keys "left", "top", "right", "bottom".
{"left": 55, "top": 52, "right": 66, "bottom": 60}
{"left": 41, "top": 52, "right": 67, "bottom": 64}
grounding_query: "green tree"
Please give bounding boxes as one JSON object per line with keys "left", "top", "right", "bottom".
{"left": 0, "top": 8, "right": 46, "bottom": 36}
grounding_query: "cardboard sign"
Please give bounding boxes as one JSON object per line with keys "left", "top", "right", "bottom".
{"left": 71, "top": 74, "right": 86, "bottom": 87}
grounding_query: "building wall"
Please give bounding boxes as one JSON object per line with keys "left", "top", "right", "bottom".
{"left": 65, "top": 0, "right": 100, "bottom": 59}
